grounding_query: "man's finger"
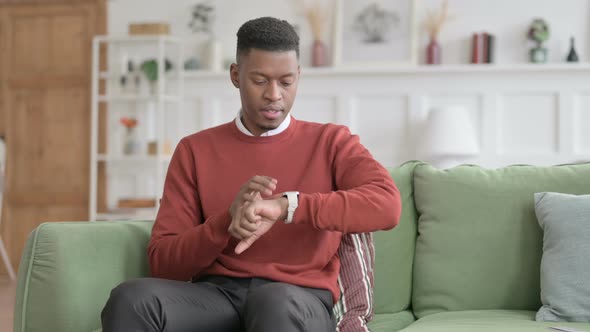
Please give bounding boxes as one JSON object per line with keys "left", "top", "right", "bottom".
{"left": 239, "top": 217, "right": 259, "bottom": 232}
{"left": 242, "top": 191, "right": 262, "bottom": 202}
{"left": 228, "top": 204, "right": 250, "bottom": 239}
{"left": 243, "top": 204, "right": 263, "bottom": 224}
{"left": 235, "top": 233, "right": 259, "bottom": 254}
{"left": 250, "top": 176, "right": 278, "bottom": 194}
{"left": 228, "top": 224, "right": 254, "bottom": 240}
{"left": 253, "top": 175, "right": 278, "bottom": 185}
{"left": 247, "top": 183, "right": 274, "bottom": 196}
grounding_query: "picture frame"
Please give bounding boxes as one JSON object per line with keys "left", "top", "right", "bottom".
{"left": 332, "top": 0, "right": 417, "bottom": 67}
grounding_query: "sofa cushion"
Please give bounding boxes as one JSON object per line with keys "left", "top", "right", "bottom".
{"left": 412, "top": 163, "right": 590, "bottom": 319}
{"left": 14, "top": 221, "right": 153, "bottom": 332}
{"left": 367, "top": 311, "right": 416, "bottom": 332}
{"left": 398, "top": 310, "right": 590, "bottom": 332}
{"left": 534, "top": 192, "right": 590, "bottom": 322}
{"left": 373, "top": 161, "right": 419, "bottom": 314}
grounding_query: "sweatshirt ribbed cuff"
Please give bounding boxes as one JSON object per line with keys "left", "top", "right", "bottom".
{"left": 206, "top": 210, "right": 233, "bottom": 247}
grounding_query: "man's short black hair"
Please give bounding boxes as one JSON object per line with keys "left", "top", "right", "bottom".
{"left": 236, "top": 16, "right": 299, "bottom": 62}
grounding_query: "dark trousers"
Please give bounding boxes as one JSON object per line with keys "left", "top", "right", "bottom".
{"left": 101, "top": 276, "right": 336, "bottom": 332}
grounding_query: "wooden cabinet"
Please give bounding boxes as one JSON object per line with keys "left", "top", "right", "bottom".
{"left": 0, "top": 0, "right": 106, "bottom": 275}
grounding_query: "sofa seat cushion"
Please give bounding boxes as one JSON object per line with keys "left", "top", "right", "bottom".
{"left": 399, "top": 310, "right": 590, "bottom": 332}
{"left": 367, "top": 311, "right": 416, "bottom": 332}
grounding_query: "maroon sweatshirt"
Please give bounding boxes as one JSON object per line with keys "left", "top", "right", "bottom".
{"left": 148, "top": 117, "right": 401, "bottom": 302}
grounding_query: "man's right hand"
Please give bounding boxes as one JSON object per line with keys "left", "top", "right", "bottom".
{"left": 229, "top": 175, "right": 277, "bottom": 218}
{"left": 228, "top": 176, "right": 277, "bottom": 240}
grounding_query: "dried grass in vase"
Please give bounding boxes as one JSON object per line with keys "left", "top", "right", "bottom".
{"left": 424, "top": 0, "right": 450, "bottom": 41}
{"left": 300, "top": 0, "right": 329, "bottom": 41}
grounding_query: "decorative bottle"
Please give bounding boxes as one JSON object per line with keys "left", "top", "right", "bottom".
{"left": 566, "top": 36, "right": 579, "bottom": 62}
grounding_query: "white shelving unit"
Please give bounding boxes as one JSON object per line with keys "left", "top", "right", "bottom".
{"left": 89, "top": 35, "right": 184, "bottom": 221}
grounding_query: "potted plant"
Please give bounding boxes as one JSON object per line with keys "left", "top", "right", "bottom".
{"left": 120, "top": 116, "right": 139, "bottom": 155}
{"left": 527, "top": 18, "right": 550, "bottom": 63}
{"left": 140, "top": 58, "right": 173, "bottom": 94}
{"left": 188, "top": 1, "right": 222, "bottom": 71}
{"left": 188, "top": 2, "right": 214, "bottom": 35}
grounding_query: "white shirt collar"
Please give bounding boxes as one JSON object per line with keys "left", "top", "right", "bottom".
{"left": 235, "top": 110, "right": 291, "bottom": 137}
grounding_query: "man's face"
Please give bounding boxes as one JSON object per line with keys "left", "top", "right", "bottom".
{"left": 230, "top": 49, "right": 300, "bottom": 136}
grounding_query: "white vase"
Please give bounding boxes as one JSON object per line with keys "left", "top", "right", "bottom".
{"left": 123, "top": 128, "right": 139, "bottom": 155}
{"left": 207, "top": 39, "right": 223, "bottom": 71}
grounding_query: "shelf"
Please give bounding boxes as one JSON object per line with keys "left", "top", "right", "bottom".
{"left": 99, "top": 71, "right": 184, "bottom": 80}
{"left": 91, "top": 35, "right": 184, "bottom": 225}
{"left": 99, "top": 72, "right": 120, "bottom": 80}
{"left": 97, "top": 154, "right": 171, "bottom": 163}
{"left": 94, "top": 35, "right": 182, "bottom": 44}
{"left": 98, "top": 95, "right": 181, "bottom": 103}
{"left": 182, "top": 63, "right": 590, "bottom": 79}
{"left": 305, "top": 63, "right": 590, "bottom": 75}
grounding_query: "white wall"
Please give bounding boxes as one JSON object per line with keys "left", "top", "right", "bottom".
{"left": 101, "top": 1, "right": 590, "bottom": 215}
{"left": 108, "top": 0, "right": 590, "bottom": 66}
{"left": 179, "top": 66, "right": 590, "bottom": 169}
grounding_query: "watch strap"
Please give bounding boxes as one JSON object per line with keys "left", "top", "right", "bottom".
{"left": 283, "top": 191, "right": 299, "bottom": 223}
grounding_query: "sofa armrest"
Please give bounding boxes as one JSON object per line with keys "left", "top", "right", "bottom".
{"left": 14, "top": 220, "right": 154, "bottom": 332}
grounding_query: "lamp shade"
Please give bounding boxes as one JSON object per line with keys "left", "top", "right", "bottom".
{"left": 420, "top": 106, "right": 480, "bottom": 157}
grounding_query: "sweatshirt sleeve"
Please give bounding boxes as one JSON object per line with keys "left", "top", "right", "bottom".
{"left": 148, "top": 139, "right": 232, "bottom": 281}
{"left": 292, "top": 126, "right": 401, "bottom": 233}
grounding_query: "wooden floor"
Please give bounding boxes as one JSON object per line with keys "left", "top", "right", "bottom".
{"left": 0, "top": 276, "right": 16, "bottom": 332}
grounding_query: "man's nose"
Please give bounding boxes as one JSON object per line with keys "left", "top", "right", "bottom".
{"left": 264, "top": 81, "right": 282, "bottom": 101}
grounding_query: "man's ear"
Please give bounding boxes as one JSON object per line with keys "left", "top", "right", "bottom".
{"left": 230, "top": 63, "right": 239, "bottom": 88}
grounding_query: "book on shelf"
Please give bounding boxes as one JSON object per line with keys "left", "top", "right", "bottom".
{"left": 471, "top": 32, "right": 495, "bottom": 64}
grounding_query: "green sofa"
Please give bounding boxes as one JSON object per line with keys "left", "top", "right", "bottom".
{"left": 14, "top": 161, "right": 590, "bottom": 332}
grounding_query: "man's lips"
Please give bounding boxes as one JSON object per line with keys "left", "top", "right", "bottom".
{"left": 261, "top": 107, "right": 283, "bottom": 120}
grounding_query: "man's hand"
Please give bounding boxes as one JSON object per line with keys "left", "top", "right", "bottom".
{"left": 228, "top": 176, "right": 277, "bottom": 219}
{"left": 228, "top": 176, "right": 277, "bottom": 245}
{"left": 234, "top": 197, "right": 289, "bottom": 254}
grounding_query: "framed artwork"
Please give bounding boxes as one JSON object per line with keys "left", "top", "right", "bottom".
{"left": 332, "top": 0, "right": 417, "bottom": 67}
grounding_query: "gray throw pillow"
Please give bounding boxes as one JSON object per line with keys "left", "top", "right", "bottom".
{"left": 535, "top": 192, "right": 590, "bottom": 322}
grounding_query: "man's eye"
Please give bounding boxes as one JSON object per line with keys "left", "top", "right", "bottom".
{"left": 255, "top": 80, "right": 266, "bottom": 85}
{"left": 281, "top": 81, "right": 293, "bottom": 86}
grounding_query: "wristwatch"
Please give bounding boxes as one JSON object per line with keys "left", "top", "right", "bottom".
{"left": 282, "top": 191, "right": 299, "bottom": 224}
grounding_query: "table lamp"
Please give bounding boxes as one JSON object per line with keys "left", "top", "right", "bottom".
{"left": 419, "top": 106, "right": 480, "bottom": 168}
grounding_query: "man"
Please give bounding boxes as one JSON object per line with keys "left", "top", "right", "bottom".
{"left": 102, "top": 16, "right": 401, "bottom": 332}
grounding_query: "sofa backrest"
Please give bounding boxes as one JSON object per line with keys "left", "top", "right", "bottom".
{"left": 411, "top": 162, "right": 590, "bottom": 318}
{"left": 373, "top": 161, "right": 419, "bottom": 314}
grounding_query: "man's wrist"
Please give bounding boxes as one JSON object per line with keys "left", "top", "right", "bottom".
{"left": 278, "top": 197, "right": 289, "bottom": 221}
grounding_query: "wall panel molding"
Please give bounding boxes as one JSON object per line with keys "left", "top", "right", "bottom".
{"left": 167, "top": 67, "right": 590, "bottom": 168}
